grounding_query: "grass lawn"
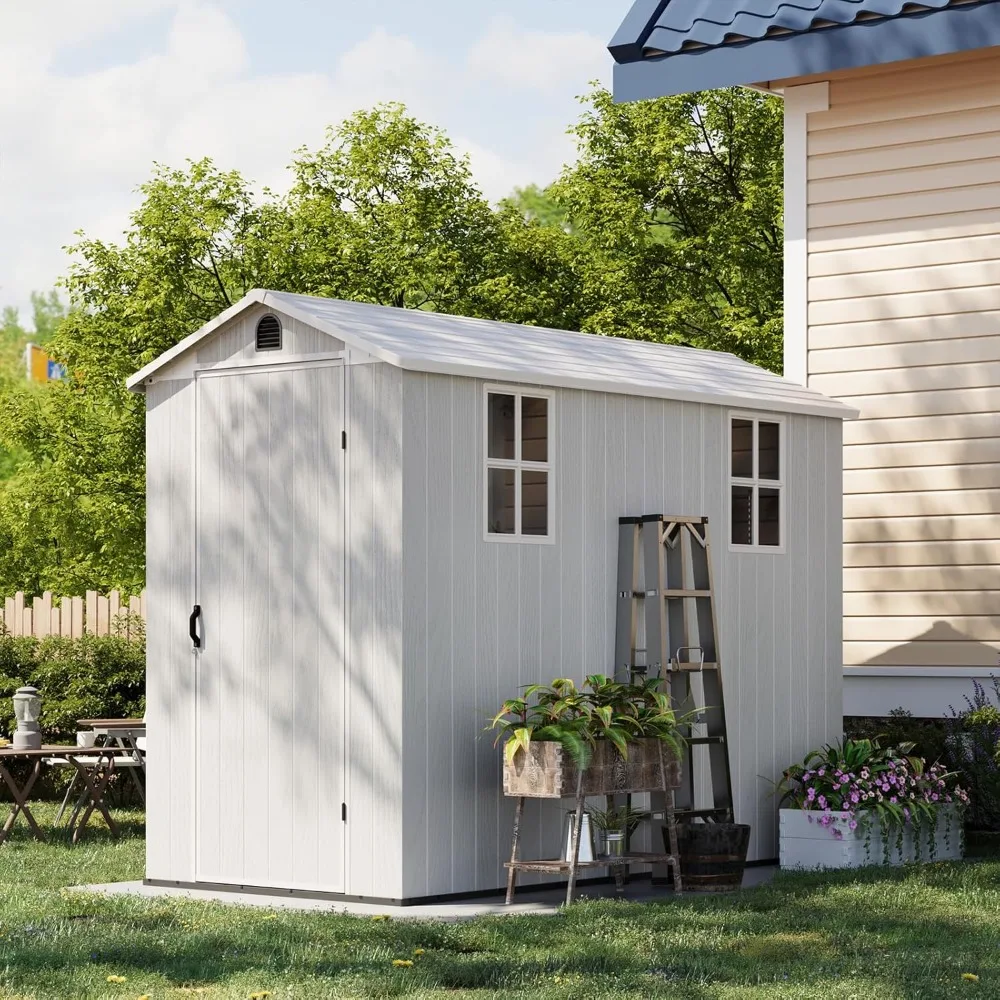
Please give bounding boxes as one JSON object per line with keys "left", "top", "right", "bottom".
{"left": 0, "top": 809, "right": 998, "bottom": 998}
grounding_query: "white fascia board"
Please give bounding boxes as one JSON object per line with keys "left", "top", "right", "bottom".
{"left": 127, "top": 290, "right": 268, "bottom": 391}
{"left": 393, "top": 354, "right": 857, "bottom": 420}
{"left": 783, "top": 81, "right": 829, "bottom": 388}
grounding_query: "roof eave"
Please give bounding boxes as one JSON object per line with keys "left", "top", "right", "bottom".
{"left": 612, "top": 1, "right": 1000, "bottom": 102}
{"left": 126, "top": 290, "right": 269, "bottom": 391}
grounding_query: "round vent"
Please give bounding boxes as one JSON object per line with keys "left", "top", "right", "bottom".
{"left": 255, "top": 314, "right": 282, "bottom": 351}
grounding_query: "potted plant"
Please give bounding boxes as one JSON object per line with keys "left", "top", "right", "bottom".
{"left": 489, "top": 674, "right": 687, "bottom": 798}
{"left": 777, "top": 737, "right": 969, "bottom": 869}
{"left": 589, "top": 805, "right": 650, "bottom": 857}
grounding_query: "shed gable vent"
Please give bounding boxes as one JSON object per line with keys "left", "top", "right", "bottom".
{"left": 255, "top": 314, "right": 282, "bottom": 351}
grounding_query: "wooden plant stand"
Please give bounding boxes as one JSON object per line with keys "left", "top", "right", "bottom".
{"left": 503, "top": 740, "right": 683, "bottom": 906}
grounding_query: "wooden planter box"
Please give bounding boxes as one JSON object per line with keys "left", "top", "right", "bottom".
{"left": 779, "top": 806, "right": 964, "bottom": 870}
{"left": 503, "top": 738, "right": 681, "bottom": 799}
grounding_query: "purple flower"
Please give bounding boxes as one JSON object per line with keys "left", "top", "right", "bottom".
{"left": 818, "top": 796, "right": 827, "bottom": 810}
{"left": 848, "top": 819, "right": 858, "bottom": 831}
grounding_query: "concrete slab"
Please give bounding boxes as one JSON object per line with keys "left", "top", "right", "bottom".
{"left": 79, "top": 867, "right": 775, "bottom": 922}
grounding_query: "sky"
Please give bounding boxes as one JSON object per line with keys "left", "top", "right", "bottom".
{"left": 0, "top": 1, "right": 624, "bottom": 327}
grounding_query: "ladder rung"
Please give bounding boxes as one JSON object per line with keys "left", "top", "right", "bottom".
{"left": 662, "top": 589, "right": 712, "bottom": 598}
{"left": 670, "top": 662, "right": 718, "bottom": 672}
{"left": 687, "top": 736, "right": 725, "bottom": 746}
{"left": 675, "top": 808, "right": 731, "bottom": 819}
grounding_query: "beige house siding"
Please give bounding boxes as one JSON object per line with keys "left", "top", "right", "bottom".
{"left": 803, "top": 46, "right": 1000, "bottom": 671}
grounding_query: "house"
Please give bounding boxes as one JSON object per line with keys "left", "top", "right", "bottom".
{"left": 611, "top": 0, "right": 1000, "bottom": 719}
{"left": 130, "top": 290, "right": 851, "bottom": 901}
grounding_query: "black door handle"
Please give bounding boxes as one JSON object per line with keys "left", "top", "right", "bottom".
{"left": 189, "top": 605, "right": 202, "bottom": 649}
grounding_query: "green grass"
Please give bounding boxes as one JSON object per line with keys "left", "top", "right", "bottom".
{"left": 0, "top": 809, "right": 998, "bottom": 998}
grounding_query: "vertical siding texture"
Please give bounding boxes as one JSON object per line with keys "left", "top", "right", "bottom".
{"left": 346, "top": 363, "right": 404, "bottom": 899}
{"left": 145, "top": 378, "right": 197, "bottom": 882}
{"left": 194, "top": 305, "right": 343, "bottom": 366}
{"left": 400, "top": 373, "right": 841, "bottom": 897}
{"left": 805, "top": 47, "right": 1000, "bottom": 668}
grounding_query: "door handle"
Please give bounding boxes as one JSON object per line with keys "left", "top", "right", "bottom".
{"left": 189, "top": 605, "right": 202, "bottom": 649}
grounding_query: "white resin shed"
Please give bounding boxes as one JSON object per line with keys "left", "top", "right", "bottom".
{"left": 131, "top": 290, "right": 854, "bottom": 903}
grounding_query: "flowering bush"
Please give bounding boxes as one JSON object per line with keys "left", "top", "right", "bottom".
{"left": 779, "top": 738, "right": 969, "bottom": 861}
{"left": 946, "top": 678, "right": 1000, "bottom": 831}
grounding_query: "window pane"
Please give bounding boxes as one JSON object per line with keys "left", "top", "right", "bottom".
{"left": 522, "top": 471, "right": 548, "bottom": 536}
{"left": 521, "top": 396, "right": 548, "bottom": 463}
{"left": 759, "top": 488, "right": 780, "bottom": 546}
{"left": 731, "top": 485, "right": 753, "bottom": 546}
{"left": 487, "top": 468, "right": 516, "bottom": 534}
{"left": 487, "top": 393, "right": 515, "bottom": 460}
{"left": 758, "top": 422, "right": 780, "bottom": 481}
{"left": 731, "top": 419, "right": 753, "bottom": 478}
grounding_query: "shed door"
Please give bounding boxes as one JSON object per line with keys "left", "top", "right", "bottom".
{"left": 194, "top": 361, "right": 345, "bottom": 893}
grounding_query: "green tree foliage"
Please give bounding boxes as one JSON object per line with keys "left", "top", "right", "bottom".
{"left": 554, "top": 86, "right": 784, "bottom": 368}
{"left": 0, "top": 92, "right": 783, "bottom": 593}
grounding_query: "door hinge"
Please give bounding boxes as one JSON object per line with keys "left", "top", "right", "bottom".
{"left": 341, "top": 802, "right": 347, "bottom": 822}
{"left": 341, "top": 430, "right": 347, "bottom": 450}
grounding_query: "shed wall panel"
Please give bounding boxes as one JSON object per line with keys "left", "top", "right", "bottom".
{"left": 346, "top": 362, "right": 404, "bottom": 899}
{"left": 195, "top": 304, "right": 343, "bottom": 365}
{"left": 145, "top": 379, "right": 196, "bottom": 882}
{"left": 399, "top": 373, "right": 841, "bottom": 897}
{"left": 804, "top": 47, "right": 1000, "bottom": 681}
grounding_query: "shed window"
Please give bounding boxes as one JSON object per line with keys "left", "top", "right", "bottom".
{"left": 485, "top": 388, "right": 552, "bottom": 542}
{"left": 729, "top": 414, "right": 784, "bottom": 550}
{"left": 255, "top": 314, "right": 282, "bottom": 351}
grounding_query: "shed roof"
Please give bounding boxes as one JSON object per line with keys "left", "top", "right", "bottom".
{"left": 611, "top": 0, "right": 1000, "bottom": 101}
{"left": 128, "top": 290, "right": 856, "bottom": 419}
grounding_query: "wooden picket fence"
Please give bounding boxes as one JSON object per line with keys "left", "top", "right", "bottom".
{"left": 1, "top": 590, "right": 147, "bottom": 640}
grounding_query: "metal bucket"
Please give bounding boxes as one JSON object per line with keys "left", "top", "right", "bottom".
{"left": 665, "top": 822, "right": 751, "bottom": 893}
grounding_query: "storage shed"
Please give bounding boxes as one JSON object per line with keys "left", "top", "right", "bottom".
{"left": 130, "top": 289, "right": 855, "bottom": 903}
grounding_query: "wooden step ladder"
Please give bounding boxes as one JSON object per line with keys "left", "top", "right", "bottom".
{"left": 615, "top": 515, "right": 734, "bottom": 826}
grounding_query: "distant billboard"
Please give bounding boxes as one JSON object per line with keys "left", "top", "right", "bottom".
{"left": 25, "top": 344, "right": 66, "bottom": 383}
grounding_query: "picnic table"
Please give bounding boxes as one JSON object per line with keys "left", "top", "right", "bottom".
{"left": 0, "top": 746, "right": 119, "bottom": 845}
{"left": 77, "top": 718, "right": 146, "bottom": 803}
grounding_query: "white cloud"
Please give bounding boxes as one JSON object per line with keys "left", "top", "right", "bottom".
{"left": 0, "top": 4, "right": 597, "bottom": 325}
{"left": 467, "top": 15, "right": 609, "bottom": 94}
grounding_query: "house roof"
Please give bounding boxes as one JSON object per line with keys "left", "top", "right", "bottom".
{"left": 611, "top": 0, "right": 1000, "bottom": 101}
{"left": 128, "top": 290, "right": 856, "bottom": 419}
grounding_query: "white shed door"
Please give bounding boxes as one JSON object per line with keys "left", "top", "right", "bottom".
{"left": 194, "top": 362, "right": 345, "bottom": 893}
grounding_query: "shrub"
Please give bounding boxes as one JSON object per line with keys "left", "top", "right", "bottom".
{"left": 845, "top": 709, "right": 949, "bottom": 766}
{"left": 945, "top": 679, "right": 1000, "bottom": 832}
{"left": 0, "top": 630, "right": 144, "bottom": 743}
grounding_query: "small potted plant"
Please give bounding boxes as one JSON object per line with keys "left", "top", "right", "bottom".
{"left": 489, "top": 674, "right": 687, "bottom": 798}
{"left": 777, "top": 737, "right": 969, "bottom": 869}
{"left": 589, "top": 805, "right": 650, "bottom": 857}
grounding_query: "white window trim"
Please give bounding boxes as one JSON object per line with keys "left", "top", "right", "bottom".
{"left": 728, "top": 411, "right": 786, "bottom": 554}
{"left": 483, "top": 385, "right": 555, "bottom": 545}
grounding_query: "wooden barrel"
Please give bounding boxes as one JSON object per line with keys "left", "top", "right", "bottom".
{"left": 666, "top": 823, "right": 751, "bottom": 892}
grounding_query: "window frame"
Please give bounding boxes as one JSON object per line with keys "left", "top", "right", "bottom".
{"left": 483, "top": 385, "right": 555, "bottom": 545}
{"left": 727, "top": 411, "right": 786, "bottom": 554}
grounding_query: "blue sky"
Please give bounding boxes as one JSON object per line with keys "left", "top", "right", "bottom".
{"left": 0, "top": 2, "right": 625, "bottom": 323}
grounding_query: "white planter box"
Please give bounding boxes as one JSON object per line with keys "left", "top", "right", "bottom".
{"left": 780, "top": 806, "right": 963, "bottom": 870}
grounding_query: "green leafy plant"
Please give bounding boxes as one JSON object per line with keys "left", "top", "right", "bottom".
{"left": 588, "top": 805, "right": 650, "bottom": 836}
{"left": 777, "top": 738, "right": 969, "bottom": 862}
{"left": 488, "top": 674, "right": 687, "bottom": 772}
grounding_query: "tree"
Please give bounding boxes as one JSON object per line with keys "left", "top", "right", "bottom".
{"left": 553, "top": 86, "right": 784, "bottom": 370}
{"left": 0, "top": 106, "right": 577, "bottom": 593}
{"left": 0, "top": 93, "right": 785, "bottom": 593}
